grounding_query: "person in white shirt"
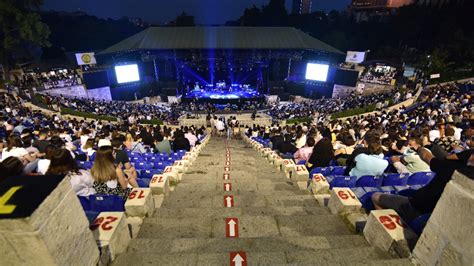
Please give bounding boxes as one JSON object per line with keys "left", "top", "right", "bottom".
{"left": 2, "top": 135, "right": 39, "bottom": 174}
{"left": 46, "top": 148, "right": 96, "bottom": 196}
{"left": 215, "top": 119, "right": 225, "bottom": 132}
{"left": 184, "top": 128, "right": 198, "bottom": 147}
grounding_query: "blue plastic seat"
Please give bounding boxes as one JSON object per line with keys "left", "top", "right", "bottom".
{"left": 329, "top": 160, "right": 339, "bottom": 167}
{"left": 330, "top": 175, "right": 357, "bottom": 188}
{"left": 409, "top": 213, "right": 431, "bottom": 235}
{"left": 84, "top": 211, "right": 100, "bottom": 224}
{"left": 135, "top": 162, "right": 153, "bottom": 170}
{"left": 297, "top": 160, "right": 306, "bottom": 165}
{"left": 77, "top": 161, "right": 93, "bottom": 169}
{"left": 89, "top": 194, "right": 125, "bottom": 212}
{"left": 78, "top": 196, "right": 91, "bottom": 211}
{"left": 407, "top": 172, "right": 435, "bottom": 185}
{"left": 139, "top": 169, "right": 163, "bottom": 179}
{"left": 131, "top": 156, "right": 144, "bottom": 163}
{"left": 397, "top": 188, "right": 417, "bottom": 197}
{"left": 356, "top": 175, "right": 383, "bottom": 187}
{"left": 137, "top": 178, "right": 151, "bottom": 187}
{"left": 310, "top": 167, "right": 332, "bottom": 177}
{"left": 382, "top": 173, "right": 409, "bottom": 186}
{"left": 330, "top": 166, "right": 346, "bottom": 176}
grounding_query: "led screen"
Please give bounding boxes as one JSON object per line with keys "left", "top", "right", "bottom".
{"left": 115, "top": 64, "right": 140, "bottom": 83}
{"left": 305, "top": 63, "right": 329, "bottom": 82}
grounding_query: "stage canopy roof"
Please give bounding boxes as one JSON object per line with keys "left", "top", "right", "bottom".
{"left": 99, "top": 27, "right": 344, "bottom": 55}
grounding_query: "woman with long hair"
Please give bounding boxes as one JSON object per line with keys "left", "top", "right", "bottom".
{"left": 46, "top": 148, "right": 96, "bottom": 196}
{"left": 91, "top": 144, "right": 138, "bottom": 200}
{"left": 0, "top": 157, "right": 24, "bottom": 182}
{"left": 306, "top": 137, "right": 335, "bottom": 171}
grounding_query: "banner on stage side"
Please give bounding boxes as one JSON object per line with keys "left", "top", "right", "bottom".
{"left": 345, "top": 51, "right": 366, "bottom": 64}
{"left": 75, "top": 53, "right": 97, "bottom": 65}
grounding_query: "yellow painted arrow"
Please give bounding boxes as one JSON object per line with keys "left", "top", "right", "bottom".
{"left": 0, "top": 186, "right": 22, "bottom": 214}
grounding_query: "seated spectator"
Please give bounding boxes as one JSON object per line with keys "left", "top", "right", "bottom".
{"left": 112, "top": 137, "right": 138, "bottom": 181}
{"left": 184, "top": 127, "right": 198, "bottom": 147}
{"left": 37, "top": 145, "right": 56, "bottom": 175}
{"left": 294, "top": 137, "right": 315, "bottom": 164}
{"left": 294, "top": 130, "right": 307, "bottom": 149}
{"left": 91, "top": 140, "right": 138, "bottom": 200}
{"left": 81, "top": 138, "right": 96, "bottom": 160}
{"left": 155, "top": 134, "right": 172, "bottom": 154}
{"left": 270, "top": 130, "right": 284, "bottom": 151}
{"left": 0, "top": 157, "right": 24, "bottom": 182}
{"left": 372, "top": 149, "right": 474, "bottom": 223}
{"left": 390, "top": 133, "right": 430, "bottom": 174}
{"left": 173, "top": 130, "right": 191, "bottom": 152}
{"left": 277, "top": 134, "right": 298, "bottom": 157}
{"left": 306, "top": 137, "right": 335, "bottom": 171}
{"left": 348, "top": 132, "right": 388, "bottom": 177}
{"left": 433, "top": 126, "right": 459, "bottom": 154}
{"left": 1, "top": 135, "right": 39, "bottom": 174}
{"left": 46, "top": 148, "right": 96, "bottom": 197}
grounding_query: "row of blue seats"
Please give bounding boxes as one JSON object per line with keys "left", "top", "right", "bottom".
{"left": 311, "top": 168, "right": 435, "bottom": 188}
{"left": 79, "top": 195, "right": 124, "bottom": 223}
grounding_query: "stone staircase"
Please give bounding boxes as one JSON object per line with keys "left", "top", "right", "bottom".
{"left": 113, "top": 138, "right": 412, "bottom": 265}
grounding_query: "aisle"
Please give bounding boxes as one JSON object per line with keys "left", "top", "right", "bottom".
{"left": 113, "top": 137, "right": 407, "bottom": 265}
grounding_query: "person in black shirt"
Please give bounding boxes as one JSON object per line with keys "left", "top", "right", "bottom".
{"left": 172, "top": 130, "right": 191, "bottom": 152}
{"left": 33, "top": 130, "right": 50, "bottom": 154}
{"left": 270, "top": 130, "right": 284, "bottom": 151}
{"left": 372, "top": 149, "right": 473, "bottom": 223}
{"left": 278, "top": 134, "right": 297, "bottom": 157}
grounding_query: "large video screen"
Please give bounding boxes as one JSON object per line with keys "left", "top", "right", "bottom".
{"left": 305, "top": 63, "right": 329, "bottom": 82}
{"left": 115, "top": 64, "right": 140, "bottom": 84}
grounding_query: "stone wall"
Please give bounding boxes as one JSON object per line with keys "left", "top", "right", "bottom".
{"left": 412, "top": 171, "right": 473, "bottom": 265}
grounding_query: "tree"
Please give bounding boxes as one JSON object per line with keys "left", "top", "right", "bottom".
{"left": 0, "top": 0, "right": 50, "bottom": 81}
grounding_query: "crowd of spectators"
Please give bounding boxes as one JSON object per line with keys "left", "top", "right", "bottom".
{"left": 16, "top": 70, "right": 82, "bottom": 90}
{"left": 0, "top": 93, "right": 206, "bottom": 200}
{"left": 267, "top": 88, "right": 413, "bottom": 121}
{"left": 360, "top": 64, "right": 398, "bottom": 85}
{"left": 246, "top": 80, "right": 473, "bottom": 223}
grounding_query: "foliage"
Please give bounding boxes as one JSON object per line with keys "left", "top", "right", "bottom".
{"left": 0, "top": 0, "right": 50, "bottom": 80}
{"left": 286, "top": 117, "right": 312, "bottom": 124}
{"left": 140, "top": 119, "right": 163, "bottom": 125}
{"left": 331, "top": 104, "right": 377, "bottom": 119}
{"left": 61, "top": 107, "right": 118, "bottom": 122}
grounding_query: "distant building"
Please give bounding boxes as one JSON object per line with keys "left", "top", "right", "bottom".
{"left": 350, "top": 0, "right": 415, "bottom": 22}
{"left": 292, "top": 0, "right": 312, "bottom": 14}
{"left": 416, "top": 0, "right": 465, "bottom": 7}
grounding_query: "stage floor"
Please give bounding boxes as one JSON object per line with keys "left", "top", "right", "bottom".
{"left": 185, "top": 87, "right": 261, "bottom": 100}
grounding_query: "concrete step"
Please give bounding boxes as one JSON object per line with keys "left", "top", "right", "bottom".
{"left": 112, "top": 247, "right": 399, "bottom": 266}
{"left": 167, "top": 190, "right": 307, "bottom": 199}
{"left": 153, "top": 206, "right": 330, "bottom": 218}
{"left": 126, "top": 235, "right": 370, "bottom": 254}
{"left": 160, "top": 194, "right": 318, "bottom": 208}
{"left": 137, "top": 214, "right": 350, "bottom": 239}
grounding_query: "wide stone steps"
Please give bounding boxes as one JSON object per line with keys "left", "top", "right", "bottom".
{"left": 112, "top": 247, "right": 411, "bottom": 265}
{"left": 124, "top": 235, "right": 371, "bottom": 254}
{"left": 152, "top": 206, "right": 330, "bottom": 218}
{"left": 137, "top": 214, "right": 351, "bottom": 239}
{"left": 160, "top": 194, "right": 319, "bottom": 208}
{"left": 113, "top": 138, "right": 408, "bottom": 265}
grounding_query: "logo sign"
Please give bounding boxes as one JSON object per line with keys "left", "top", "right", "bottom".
{"left": 345, "top": 51, "right": 366, "bottom": 63}
{"left": 223, "top": 173, "right": 230, "bottom": 180}
{"left": 225, "top": 218, "right": 239, "bottom": 238}
{"left": 224, "top": 183, "right": 232, "bottom": 191}
{"left": 224, "top": 195, "right": 234, "bottom": 207}
{"left": 75, "top": 52, "right": 97, "bottom": 65}
{"left": 230, "top": 252, "right": 247, "bottom": 266}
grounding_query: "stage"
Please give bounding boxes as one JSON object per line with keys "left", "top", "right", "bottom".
{"left": 182, "top": 86, "right": 263, "bottom": 104}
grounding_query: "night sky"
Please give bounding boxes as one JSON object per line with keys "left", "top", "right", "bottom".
{"left": 42, "top": 0, "right": 351, "bottom": 25}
